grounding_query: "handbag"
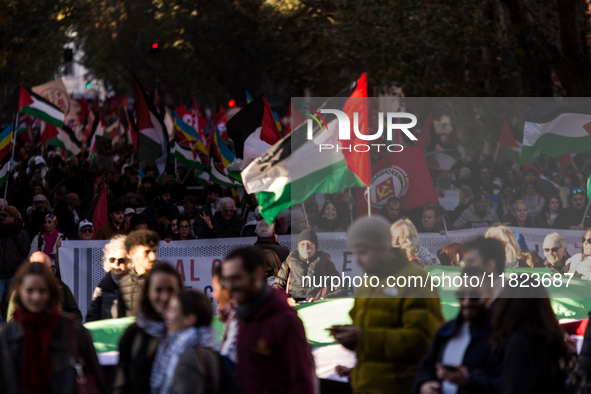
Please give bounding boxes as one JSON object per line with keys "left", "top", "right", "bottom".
{"left": 68, "top": 317, "right": 102, "bottom": 394}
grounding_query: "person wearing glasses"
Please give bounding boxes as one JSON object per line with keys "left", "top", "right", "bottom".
{"left": 118, "top": 229, "right": 160, "bottom": 316}
{"left": 541, "top": 233, "right": 570, "bottom": 274}
{"left": 564, "top": 228, "right": 591, "bottom": 280}
{"left": 76, "top": 219, "right": 94, "bottom": 240}
{"left": 414, "top": 266, "right": 502, "bottom": 394}
{"left": 553, "top": 189, "right": 591, "bottom": 230}
{"left": 86, "top": 235, "right": 129, "bottom": 322}
{"left": 199, "top": 197, "right": 244, "bottom": 239}
{"left": 172, "top": 216, "right": 196, "bottom": 240}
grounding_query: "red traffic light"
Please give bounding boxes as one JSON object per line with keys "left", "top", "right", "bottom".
{"left": 228, "top": 100, "right": 236, "bottom": 108}
{"left": 152, "top": 43, "right": 159, "bottom": 49}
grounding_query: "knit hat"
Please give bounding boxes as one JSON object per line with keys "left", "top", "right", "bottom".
{"left": 1, "top": 205, "right": 21, "bottom": 219}
{"left": 297, "top": 229, "right": 318, "bottom": 247}
{"left": 347, "top": 216, "right": 391, "bottom": 250}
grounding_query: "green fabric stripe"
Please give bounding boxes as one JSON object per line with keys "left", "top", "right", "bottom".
{"left": 520, "top": 133, "right": 591, "bottom": 163}
{"left": 139, "top": 134, "right": 163, "bottom": 166}
{"left": 499, "top": 146, "right": 520, "bottom": 161}
{"left": 173, "top": 151, "right": 203, "bottom": 171}
{"left": 20, "top": 107, "right": 64, "bottom": 129}
{"left": 257, "top": 160, "right": 365, "bottom": 223}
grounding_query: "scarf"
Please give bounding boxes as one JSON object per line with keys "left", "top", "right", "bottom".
{"left": 14, "top": 307, "right": 60, "bottom": 394}
{"left": 42, "top": 229, "right": 58, "bottom": 254}
{"left": 136, "top": 312, "right": 166, "bottom": 338}
{"left": 150, "top": 326, "right": 216, "bottom": 394}
{"left": 236, "top": 285, "right": 272, "bottom": 321}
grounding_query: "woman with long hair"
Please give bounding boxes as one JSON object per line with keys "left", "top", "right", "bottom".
{"left": 491, "top": 284, "right": 568, "bottom": 393}
{"left": 540, "top": 195, "right": 562, "bottom": 228}
{"left": 312, "top": 200, "right": 348, "bottom": 233}
{"left": 438, "top": 242, "right": 463, "bottom": 266}
{"left": 29, "top": 213, "right": 66, "bottom": 266}
{"left": 390, "top": 218, "right": 440, "bottom": 267}
{"left": 485, "top": 225, "right": 523, "bottom": 268}
{"left": 151, "top": 290, "right": 216, "bottom": 394}
{"left": 0, "top": 262, "right": 104, "bottom": 394}
{"left": 113, "top": 263, "right": 183, "bottom": 394}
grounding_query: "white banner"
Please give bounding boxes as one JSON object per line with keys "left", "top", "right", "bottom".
{"left": 60, "top": 227, "right": 585, "bottom": 321}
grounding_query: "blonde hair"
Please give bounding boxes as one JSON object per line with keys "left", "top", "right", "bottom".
{"left": 485, "top": 225, "right": 521, "bottom": 265}
{"left": 390, "top": 218, "right": 420, "bottom": 250}
{"left": 102, "top": 235, "right": 127, "bottom": 272}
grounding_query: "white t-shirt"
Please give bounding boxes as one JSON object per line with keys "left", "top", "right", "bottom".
{"left": 441, "top": 322, "right": 471, "bottom": 394}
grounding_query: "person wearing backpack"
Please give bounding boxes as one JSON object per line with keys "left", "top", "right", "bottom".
{"left": 151, "top": 290, "right": 217, "bottom": 394}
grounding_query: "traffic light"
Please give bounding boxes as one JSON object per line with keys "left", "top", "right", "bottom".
{"left": 86, "top": 82, "right": 92, "bottom": 89}
{"left": 150, "top": 42, "right": 160, "bottom": 57}
{"left": 228, "top": 99, "right": 235, "bottom": 108}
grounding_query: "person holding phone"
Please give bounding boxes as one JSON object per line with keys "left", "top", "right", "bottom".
{"left": 414, "top": 259, "right": 504, "bottom": 394}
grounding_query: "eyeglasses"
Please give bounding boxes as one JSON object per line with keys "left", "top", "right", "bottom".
{"left": 456, "top": 290, "right": 482, "bottom": 301}
{"left": 80, "top": 228, "right": 93, "bottom": 234}
{"left": 543, "top": 247, "right": 560, "bottom": 253}
{"left": 572, "top": 189, "right": 584, "bottom": 195}
{"left": 582, "top": 238, "right": 591, "bottom": 244}
{"left": 109, "top": 257, "right": 129, "bottom": 266}
{"left": 179, "top": 225, "right": 191, "bottom": 230}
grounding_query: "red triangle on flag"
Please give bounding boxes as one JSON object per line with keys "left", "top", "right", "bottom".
{"left": 499, "top": 121, "right": 520, "bottom": 149}
{"left": 18, "top": 85, "right": 34, "bottom": 111}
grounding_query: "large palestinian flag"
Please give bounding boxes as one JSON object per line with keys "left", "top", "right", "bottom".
{"left": 18, "top": 84, "right": 65, "bottom": 129}
{"left": 241, "top": 74, "right": 371, "bottom": 223}
{"left": 520, "top": 102, "right": 591, "bottom": 164}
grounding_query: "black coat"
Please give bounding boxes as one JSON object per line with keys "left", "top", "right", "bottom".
{"left": 0, "top": 314, "right": 105, "bottom": 394}
{"left": 554, "top": 206, "right": 591, "bottom": 229}
{"left": 414, "top": 313, "right": 503, "bottom": 394}
{"left": 0, "top": 220, "right": 30, "bottom": 279}
{"left": 254, "top": 238, "right": 290, "bottom": 262}
{"left": 86, "top": 272, "right": 126, "bottom": 322}
{"left": 202, "top": 211, "right": 244, "bottom": 239}
{"left": 113, "top": 323, "right": 160, "bottom": 394}
{"left": 273, "top": 250, "right": 347, "bottom": 299}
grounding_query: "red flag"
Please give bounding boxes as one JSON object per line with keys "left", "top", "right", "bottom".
{"left": 416, "top": 113, "right": 433, "bottom": 151}
{"left": 355, "top": 145, "right": 439, "bottom": 214}
{"left": 341, "top": 73, "right": 371, "bottom": 186}
{"left": 92, "top": 183, "right": 108, "bottom": 238}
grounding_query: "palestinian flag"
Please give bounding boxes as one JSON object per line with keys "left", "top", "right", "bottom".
{"left": 173, "top": 111, "right": 206, "bottom": 172}
{"left": 87, "top": 113, "right": 100, "bottom": 164}
{"left": 133, "top": 77, "right": 170, "bottom": 176}
{"left": 496, "top": 121, "right": 521, "bottom": 161}
{"left": 18, "top": 84, "right": 65, "bottom": 129}
{"left": 210, "top": 159, "right": 241, "bottom": 186}
{"left": 226, "top": 96, "right": 282, "bottom": 172}
{"left": 41, "top": 123, "right": 82, "bottom": 158}
{"left": 0, "top": 124, "right": 14, "bottom": 163}
{"left": 241, "top": 74, "right": 371, "bottom": 223}
{"left": 0, "top": 155, "right": 10, "bottom": 189}
{"left": 520, "top": 102, "right": 591, "bottom": 164}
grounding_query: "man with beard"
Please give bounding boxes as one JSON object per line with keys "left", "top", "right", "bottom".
{"left": 554, "top": 189, "right": 591, "bottom": 230}
{"left": 381, "top": 197, "right": 403, "bottom": 224}
{"left": 96, "top": 201, "right": 129, "bottom": 240}
{"left": 414, "top": 266, "right": 503, "bottom": 394}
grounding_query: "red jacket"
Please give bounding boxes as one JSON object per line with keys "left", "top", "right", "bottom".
{"left": 236, "top": 288, "right": 315, "bottom": 394}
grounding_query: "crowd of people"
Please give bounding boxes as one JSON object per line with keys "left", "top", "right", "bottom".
{"left": 0, "top": 145, "right": 591, "bottom": 392}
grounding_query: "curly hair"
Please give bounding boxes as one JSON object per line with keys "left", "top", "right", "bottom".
{"left": 125, "top": 229, "right": 160, "bottom": 253}
{"left": 102, "top": 235, "right": 127, "bottom": 272}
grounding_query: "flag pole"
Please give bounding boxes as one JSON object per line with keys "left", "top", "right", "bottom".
{"left": 366, "top": 186, "right": 372, "bottom": 217}
{"left": 3, "top": 111, "right": 19, "bottom": 210}
{"left": 582, "top": 202, "right": 590, "bottom": 226}
{"left": 301, "top": 203, "right": 310, "bottom": 227}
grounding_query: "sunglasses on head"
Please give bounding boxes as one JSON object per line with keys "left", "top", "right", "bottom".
{"left": 456, "top": 290, "right": 482, "bottom": 301}
{"left": 544, "top": 247, "right": 560, "bottom": 253}
{"left": 572, "top": 189, "right": 584, "bottom": 195}
{"left": 583, "top": 238, "right": 591, "bottom": 244}
{"left": 109, "top": 257, "right": 129, "bottom": 266}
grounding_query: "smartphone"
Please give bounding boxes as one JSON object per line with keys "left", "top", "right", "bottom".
{"left": 442, "top": 365, "right": 459, "bottom": 373}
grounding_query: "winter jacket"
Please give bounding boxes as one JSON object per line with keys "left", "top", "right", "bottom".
{"left": 0, "top": 219, "right": 30, "bottom": 279}
{"left": 86, "top": 272, "right": 127, "bottom": 322}
{"left": 202, "top": 211, "right": 244, "bottom": 239}
{"left": 95, "top": 222, "right": 129, "bottom": 241}
{"left": 118, "top": 267, "right": 145, "bottom": 316}
{"left": 113, "top": 322, "right": 160, "bottom": 394}
{"left": 273, "top": 250, "right": 348, "bottom": 299}
{"left": 554, "top": 206, "right": 591, "bottom": 229}
{"left": 7, "top": 280, "right": 82, "bottom": 322}
{"left": 453, "top": 205, "right": 500, "bottom": 229}
{"left": 236, "top": 287, "right": 315, "bottom": 394}
{"left": 170, "top": 347, "right": 221, "bottom": 394}
{"left": 349, "top": 249, "right": 444, "bottom": 394}
{"left": 500, "top": 330, "right": 565, "bottom": 394}
{"left": 543, "top": 253, "right": 571, "bottom": 275}
{"left": 413, "top": 313, "right": 503, "bottom": 394}
{"left": 0, "top": 313, "right": 105, "bottom": 394}
{"left": 29, "top": 231, "right": 66, "bottom": 257}
{"left": 193, "top": 203, "right": 216, "bottom": 239}
{"left": 253, "top": 237, "right": 290, "bottom": 263}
